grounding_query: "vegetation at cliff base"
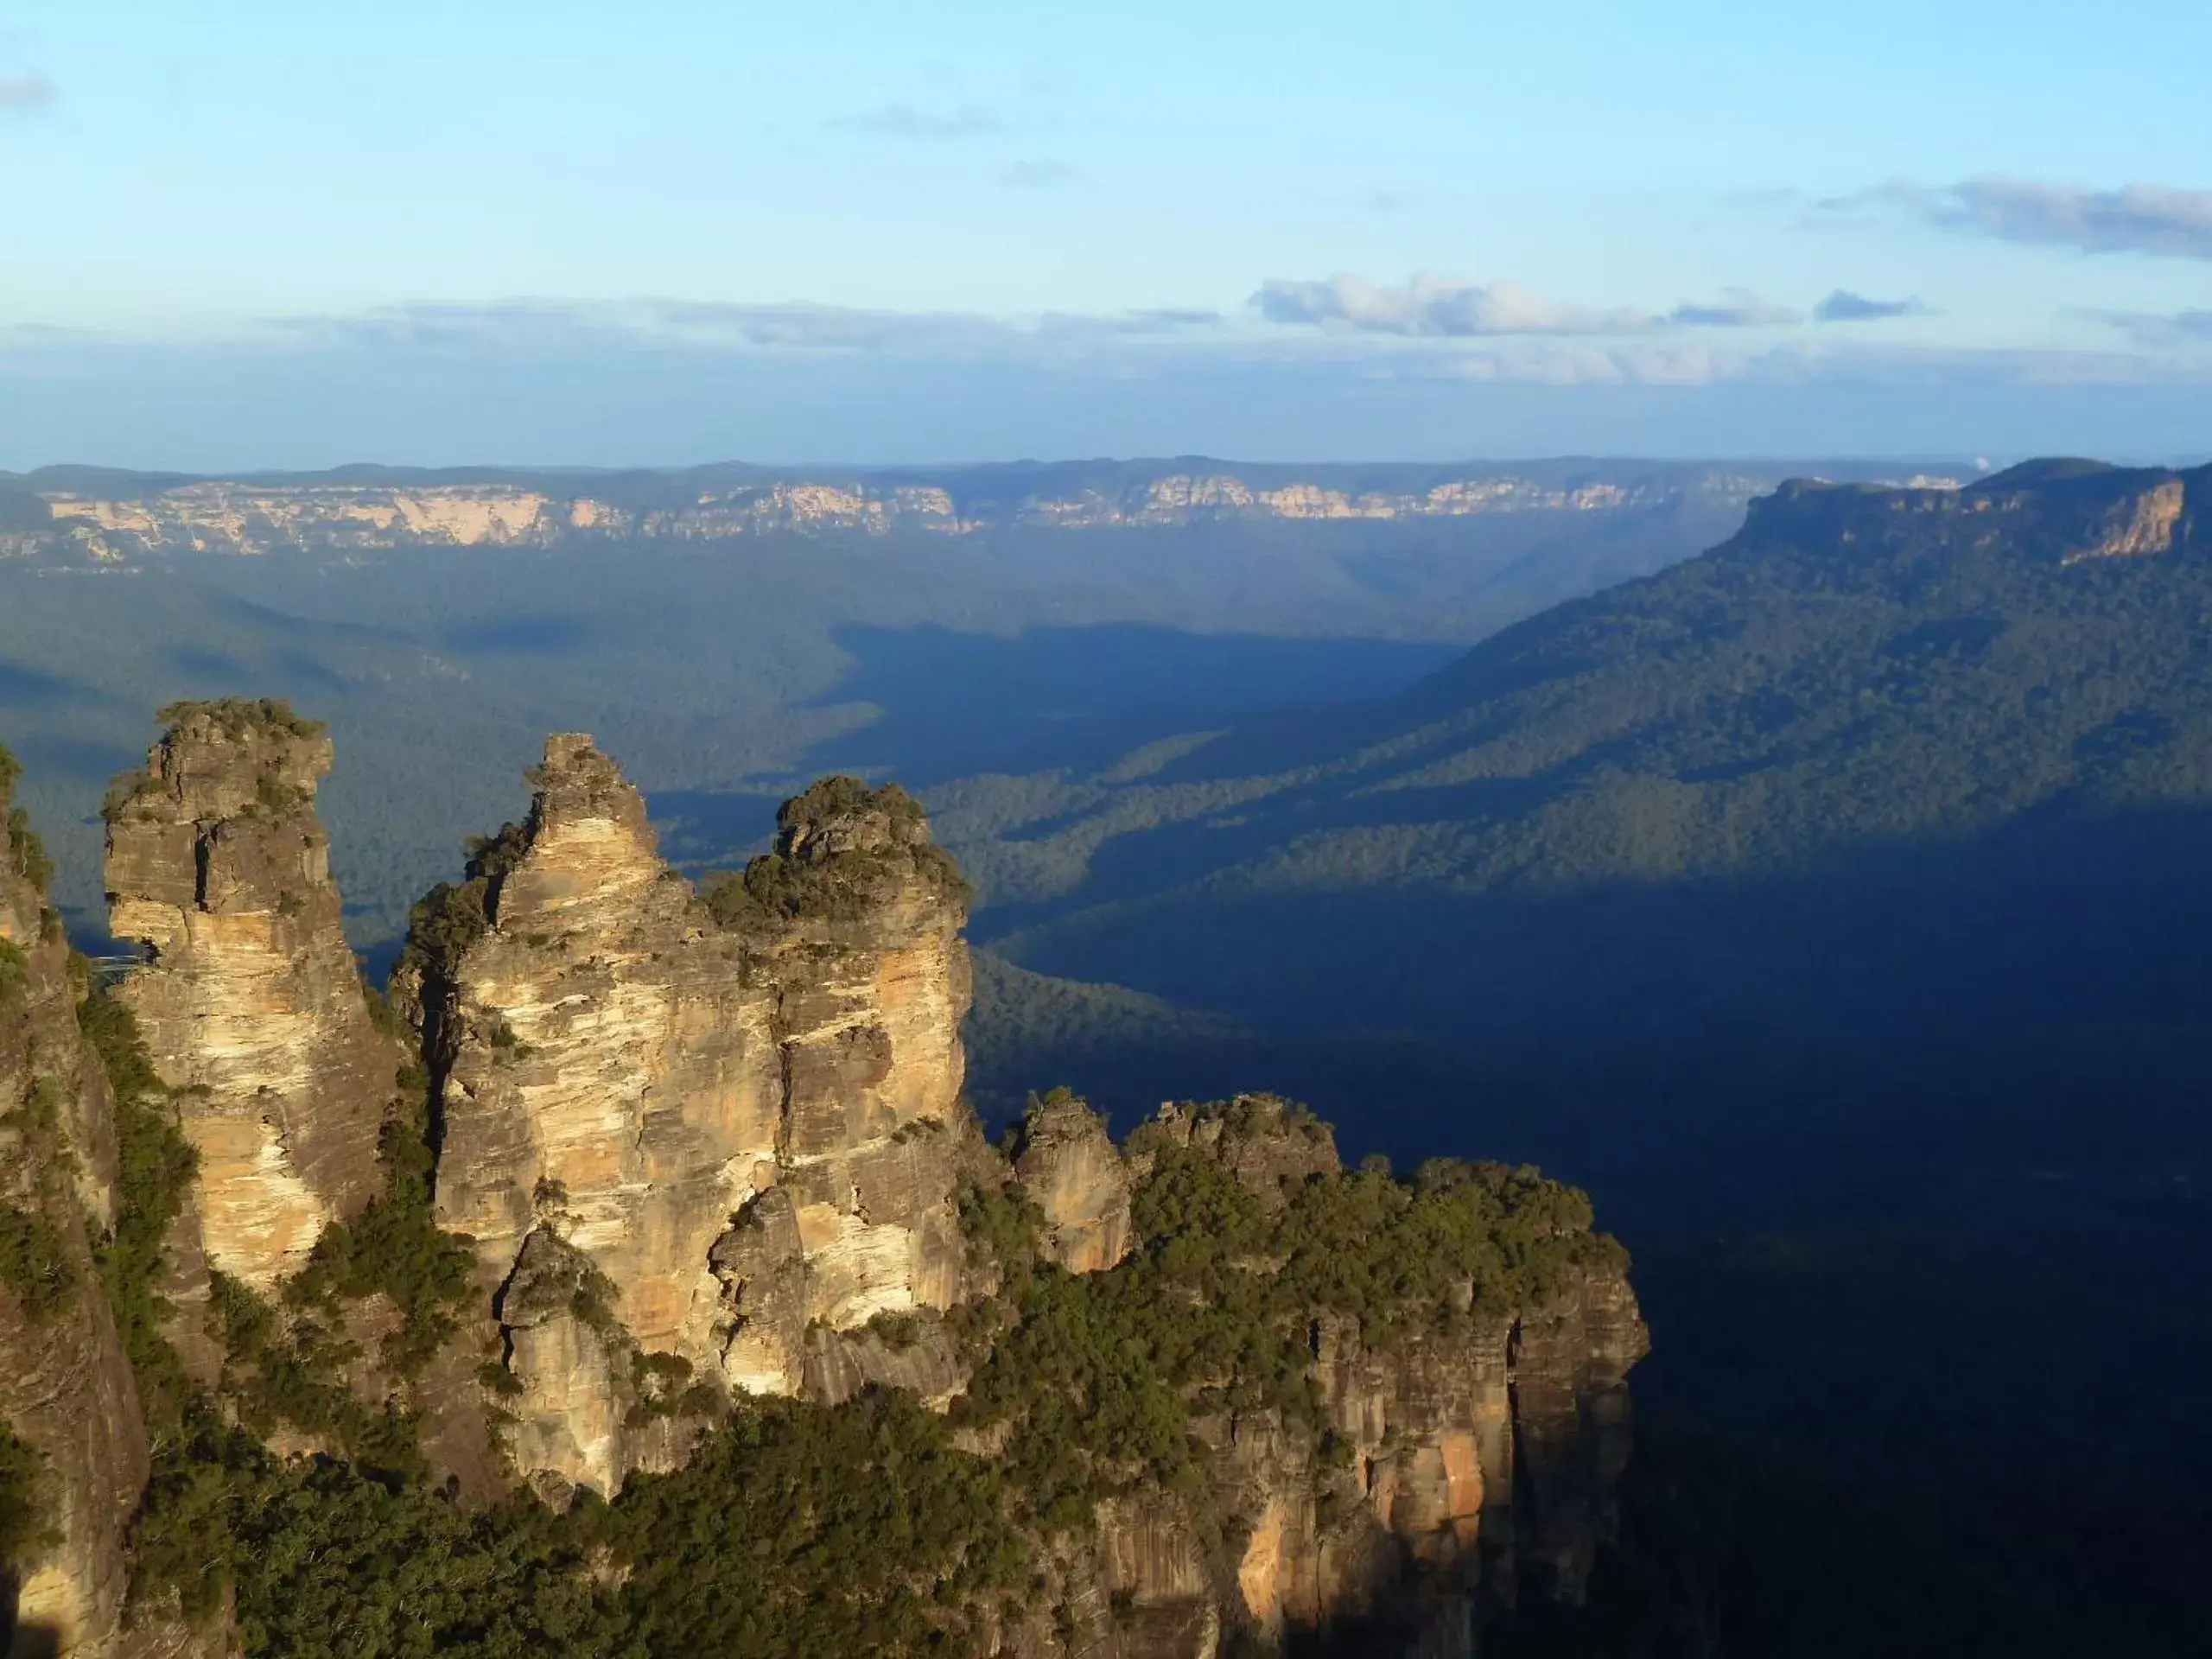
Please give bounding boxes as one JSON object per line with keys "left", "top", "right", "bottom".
{"left": 77, "top": 988, "right": 200, "bottom": 1429}
{"left": 284, "top": 1083, "right": 477, "bottom": 1377}
{"left": 0, "top": 1425, "right": 55, "bottom": 1569}
{"left": 956, "top": 1109, "right": 1622, "bottom": 1533}
{"left": 0, "top": 741, "right": 53, "bottom": 893}
{"left": 93, "top": 1084, "right": 1624, "bottom": 1658}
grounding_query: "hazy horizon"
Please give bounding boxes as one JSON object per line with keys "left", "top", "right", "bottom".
{"left": 7, "top": 2, "right": 2212, "bottom": 468}
{"left": 18, "top": 448, "right": 2208, "bottom": 482}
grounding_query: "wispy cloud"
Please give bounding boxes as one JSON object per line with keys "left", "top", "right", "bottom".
{"left": 0, "top": 73, "right": 55, "bottom": 111}
{"left": 999, "top": 159, "right": 1075, "bottom": 189}
{"left": 1255, "top": 275, "right": 1807, "bottom": 337}
{"left": 1252, "top": 273, "right": 1659, "bottom": 337}
{"left": 266, "top": 296, "right": 1219, "bottom": 359}
{"left": 2089, "top": 308, "right": 2212, "bottom": 349}
{"left": 1814, "top": 289, "right": 1932, "bottom": 323}
{"left": 1836, "top": 176, "right": 2212, "bottom": 261}
{"left": 827, "top": 102, "right": 1005, "bottom": 139}
{"left": 1667, "top": 290, "right": 1802, "bottom": 327}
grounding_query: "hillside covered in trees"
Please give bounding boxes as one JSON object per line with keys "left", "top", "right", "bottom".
{"left": 936, "top": 461, "right": 2212, "bottom": 1654}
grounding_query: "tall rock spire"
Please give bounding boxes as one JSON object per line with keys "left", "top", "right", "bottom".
{"left": 402, "top": 737, "right": 978, "bottom": 1497}
{"left": 103, "top": 700, "right": 397, "bottom": 1291}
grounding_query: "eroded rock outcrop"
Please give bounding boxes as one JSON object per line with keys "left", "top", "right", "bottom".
{"left": 14, "top": 714, "right": 1649, "bottom": 1655}
{"left": 1013, "top": 1092, "right": 1133, "bottom": 1274}
{"left": 988, "top": 1093, "right": 1649, "bottom": 1659}
{"left": 103, "top": 702, "right": 395, "bottom": 1293}
{"left": 2, "top": 760, "right": 200, "bottom": 1659}
{"left": 402, "top": 737, "right": 977, "bottom": 1494}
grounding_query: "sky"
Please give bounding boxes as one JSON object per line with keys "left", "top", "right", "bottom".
{"left": 2, "top": 0, "right": 2209, "bottom": 468}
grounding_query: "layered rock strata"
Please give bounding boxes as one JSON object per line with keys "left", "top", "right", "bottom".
{"left": 103, "top": 702, "right": 396, "bottom": 1293}
{"left": 16, "top": 462, "right": 1828, "bottom": 560}
{"left": 403, "top": 738, "right": 976, "bottom": 1496}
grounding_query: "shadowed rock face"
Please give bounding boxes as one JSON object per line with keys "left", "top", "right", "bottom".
{"left": 103, "top": 702, "right": 396, "bottom": 1293}
{"left": 2, "top": 772, "right": 203, "bottom": 1659}
{"left": 408, "top": 736, "right": 977, "bottom": 1496}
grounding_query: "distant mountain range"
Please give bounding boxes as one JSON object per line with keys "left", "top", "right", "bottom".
{"left": 0, "top": 456, "right": 1974, "bottom": 559}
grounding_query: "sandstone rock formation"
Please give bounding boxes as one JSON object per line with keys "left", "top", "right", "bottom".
{"left": 985, "top": 1095, "right": 1649, "bottom": 1658}
{"left": 401, "top": 738, "right": 977, "bottom": 1496}
{"left": 2, "top": 761, "right": 199, "bottom": 1659}
{"left": 13, "top": 462, "right": 1815, "bottom": 561}
{"left": 103, "top": 702, "right": 396, "bottom": 1293}
{"left": 13, "top": 715, "right": 1649, "bottom": 1656}
{"left": 1012, "top": 1090, "right": 1133, "bottom": 1274}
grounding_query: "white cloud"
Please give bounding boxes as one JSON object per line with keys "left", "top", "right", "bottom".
{"left": 1252, "top": 273, "right": 1659, "bottom": 337}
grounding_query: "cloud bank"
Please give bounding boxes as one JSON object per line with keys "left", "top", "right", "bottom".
{"left": 2094, "top": 308, "right": 2212, "bottom": 348}
{"left": 1252, "top": 274, "right": 1658, "bottom": 337}
{"left": 1852, "top": 176, "right": 2212, "bottom": 261}
{"left": 1255, "top": 274, "right": 1815, "bottom": 336}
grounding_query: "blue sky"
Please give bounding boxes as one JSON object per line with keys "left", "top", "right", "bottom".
{"left": 3, "top": 0, "right": 2209, "bottom": 467}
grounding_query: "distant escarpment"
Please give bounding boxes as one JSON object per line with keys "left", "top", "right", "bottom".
{"left": 5, "top": 712, "right": 1643, "bottom": 1658}
{"left": 0, "top": 457, "right": 1947, "bottom": 561}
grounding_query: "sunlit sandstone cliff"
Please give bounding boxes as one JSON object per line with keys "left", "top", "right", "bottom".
{"left": 102, "top": 704, "right": 396, "bottom": 1297}
{"left": 10, "top": 465, "right": 1811, "bottom": 559}
{"left": 395, "top": 738, "right": 976, "bottom": 1497}
{"left": 9, "top": 709, "right": 1646, "bottom": 1656}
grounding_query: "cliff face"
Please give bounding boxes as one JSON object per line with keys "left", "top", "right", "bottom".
{"left": 405, "top": 739, "right": 976, "bottom": 1497}
{"left": 9, "top": 462, "right": 1825, "bottom": 561}
{"left": 14, "top": 714, "right": 1646, "bottom": 1656}
{"left": 988, "top": 1097, "right": 1648, "bottom": 1659}
{"left": 1, "top": 768, "right": 191, "bottom": 1659}
{"left": 104, "top": 703, "right": 396, "bottom": 1294}
{"left": 1740, "top": 463, "right": 2198, "bottom": 569}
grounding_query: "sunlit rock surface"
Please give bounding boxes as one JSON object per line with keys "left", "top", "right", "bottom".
{"left": 104, "top": 703, "right": 396, "bottom": 1293}
{"left": 410, "top": 736, "right": 977, "bottom": 1494}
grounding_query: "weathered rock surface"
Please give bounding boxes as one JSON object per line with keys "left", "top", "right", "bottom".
{"left": 1, "top": 770, "right": 200, "bottom": 1659}
{"left": 995, "top": 1096, "right": 1649, "bottom": 1659}
{"left": 17, "top": 464, "right": 1812, "bottom": 560}
{"left": 16, "top": 716, "right": 1650, "bottom": 1655}
{"left": 409, "top": 738, "right": 978, "bottom": 1494}
{"left": 1013, "top": 1095, "right": 1132, "bottom": 1273}
{"left": 104, "top": 702, "right": 396, "bottom": 1292}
